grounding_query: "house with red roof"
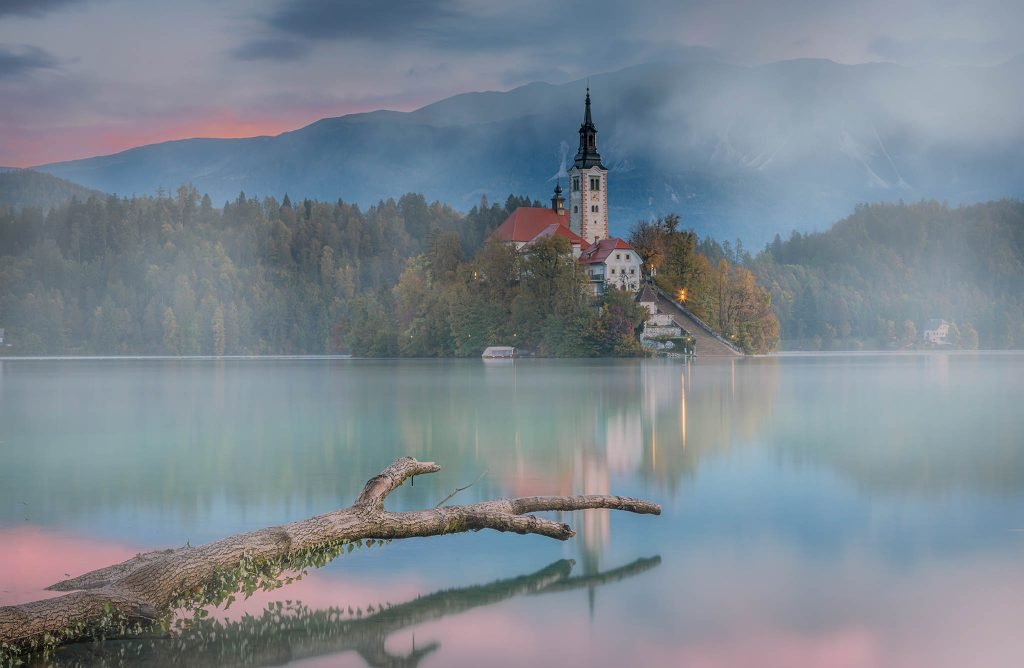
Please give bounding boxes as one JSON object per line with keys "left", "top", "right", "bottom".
{"left": 490, "top": 89, "right": 642, "bottom": 295}
{"left": 579, "top": 237, "right": 642, "bottom": 295}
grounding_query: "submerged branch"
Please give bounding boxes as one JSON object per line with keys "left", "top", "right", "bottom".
{"left": 47, "top": 557, "right": 660, "bottom": 668}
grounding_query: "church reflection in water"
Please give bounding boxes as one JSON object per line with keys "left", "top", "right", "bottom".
{"left": 495, "top": 358, "right": 781, "bottom": 568}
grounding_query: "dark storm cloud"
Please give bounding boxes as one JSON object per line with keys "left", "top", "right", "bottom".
{"left": 0, "top": 44, "right": 57, "bottom": 78}
{"left": 231, "top": 37, "right": 309, "bottom": 61}
{"left": 0, "top": 0, "right": 82, "bottom": 18}
{"left": 268, "top": 0, "right": 456, "bottom": 41}
{"left": 236, "top": 0, "right": 641, "bottom": 61}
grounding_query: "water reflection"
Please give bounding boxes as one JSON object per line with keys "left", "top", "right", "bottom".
{"left": 3, "top": 356, "right": 1024, "bottom": 666}
{"left": 3, "top": 355, "right": 1023, "bottom": 538}
{"left": 46, "top": 557, "right": 661, "bottom": 667}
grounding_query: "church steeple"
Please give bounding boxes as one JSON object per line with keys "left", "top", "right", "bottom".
{"left": 568, "top": 87, "right": 609, "bottom": 245}
{"left": 574, "top": 88, "right": 604, "bottom": 170}
{"left": 551, "top": 181, "right": 566, "bottom": 215}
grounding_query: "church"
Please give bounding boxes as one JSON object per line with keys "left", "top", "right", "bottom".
{"left": 492, "top": 89, "right": 642, "bottom": 295}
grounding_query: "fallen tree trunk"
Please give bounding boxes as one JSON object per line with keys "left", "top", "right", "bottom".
{"left": 0, "top": 456, "right": 660, "bottom": 657}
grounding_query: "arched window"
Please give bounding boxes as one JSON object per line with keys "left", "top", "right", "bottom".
{"left": 573, "top": 205, "right": 578, "bottom": 213}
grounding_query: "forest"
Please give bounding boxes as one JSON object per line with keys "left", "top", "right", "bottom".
{"left": 0, "top": 181, "right": 468, "bottom": 355}
{"left": 753, "top": 200, "right": 1024, "bottom": 349}
{"left": 0, "top": 175, "right": 655, "bottom": 356}
{"left": 629, "top": 215, "right": 780, "bottom": 354}
{"left": 5, "top": 172, "right": 1014, "bottom": 355}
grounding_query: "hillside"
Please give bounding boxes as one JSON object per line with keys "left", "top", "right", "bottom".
{"left": 754, "top": 200, "right": 1024, "bottom": 349}
{"left": 35, "top": 60, "right": 1024, "bottom": 245}
{"left": 0, "top": 170, "right": 103, "bottom": 211}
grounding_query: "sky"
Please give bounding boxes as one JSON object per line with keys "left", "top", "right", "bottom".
{"left": 0, "top": 0, "right": 1021, "bottom": 167}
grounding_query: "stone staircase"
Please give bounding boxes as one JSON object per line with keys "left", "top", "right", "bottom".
{"left": 653, "top": 290, "right": 744, "bottom": 357}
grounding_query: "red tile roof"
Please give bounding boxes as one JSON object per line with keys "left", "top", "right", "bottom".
{"left": 492, "top": 207, "right": 570, "bottom": 243}
{"left": 529, "top": 223, "right": 585, "bottom": 246}
{"left": 579, "top": 237, "right": 635, "bottom": 264}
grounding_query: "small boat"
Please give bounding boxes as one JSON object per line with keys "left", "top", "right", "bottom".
{"left": 482, "top": 346, "right": 516, "bottom": 359}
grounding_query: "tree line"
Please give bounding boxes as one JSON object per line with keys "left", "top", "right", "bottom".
{"left": 629, "top": 214, "right": 780, "bottom": 353}
{"left": 0, "top": 177, "right": 654, "bottom": 356}
{"left": 0, "top": 181, "right": 506, "bottom": 355}
{"left": 751, "top": 200, "right": 1024, "bottom": 350}
{"left": 21, "top": 169, "right": 984, "bottom": 356}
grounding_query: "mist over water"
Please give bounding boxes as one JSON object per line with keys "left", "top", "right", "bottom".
{"left": 2, "top": 355, "right": 1023, "bottom": 666}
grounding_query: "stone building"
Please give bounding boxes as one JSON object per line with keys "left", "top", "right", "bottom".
{"left": 568, "top": 89, "right": 608, "bottom": 245}
{"left": 492, "top": 89, "right": 639, "bottom": 294}
{"left": 579, "top": 238, "right": 642, "bottom": 295}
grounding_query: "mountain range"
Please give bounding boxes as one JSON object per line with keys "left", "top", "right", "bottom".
{"left": 34, "top": 59, "right": 1024, "bottom": 245}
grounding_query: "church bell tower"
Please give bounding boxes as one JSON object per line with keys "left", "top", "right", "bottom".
{"left": 568, "top": 88, "right": 608, "bottom": 245}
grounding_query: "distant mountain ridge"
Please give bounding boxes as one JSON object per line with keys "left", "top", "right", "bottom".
{"left": 0, "top": 169, "right": 103, "bottom": 211}
{"left": 34, "top": 60, "right": 1024, "bottom": 244}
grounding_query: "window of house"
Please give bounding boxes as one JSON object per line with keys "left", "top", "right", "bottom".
{"left": 572, "top": 177, "right": 580, "bottom": 192}
{"left": 615, "top": 253, "right": 620, "bottom": 260}
{"left": 610, "top": 268, "right": 615, "bottom": 274}
{"left": 590, "top": 176, "right": 600, "bottom": 191}
{"left": 573, "top": 205, "right": 578, "bottom": 213}
{"left": 626, "top": 253, "right": 631, "bottom": 260}
{"left": 630, "top": 268, "right": 635, "bottom": 274}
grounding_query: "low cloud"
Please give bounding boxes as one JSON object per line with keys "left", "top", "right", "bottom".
{"left": 0, "top": 44, "right": 58, "bottom": 79}
{"left": 231, "top": 38, "right": 309, "bottom": 62}
{"left": 870, "top": 35, "right": 1018, "bottom": 66}
{"left": 0, "top": 0, "right": 83, "bottom": 18}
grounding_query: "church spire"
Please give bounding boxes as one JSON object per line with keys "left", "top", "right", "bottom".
{"left": 551, "top": 180, "right": 565, "bottom": 215}
{"left": 574, "top": 87, "right": 604, "bottom": 169}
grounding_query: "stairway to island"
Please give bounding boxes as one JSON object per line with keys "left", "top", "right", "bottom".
{"left": 653, "top": 290, "right": 744, "bottom": 357}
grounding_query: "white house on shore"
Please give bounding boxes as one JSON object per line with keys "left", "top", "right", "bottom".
{"left": 579, "top": 238, "right": 642, "bottom": 295}
{"left": 923, "top": 319, "right": 950, "bottom": 344}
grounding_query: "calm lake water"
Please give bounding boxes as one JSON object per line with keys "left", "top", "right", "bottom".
{"left": 2, "top": 354, "right": 1024, "bottom": 667}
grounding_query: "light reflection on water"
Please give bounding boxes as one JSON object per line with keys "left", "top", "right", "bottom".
{"left": 2, "top": 355, "right": 1024, "bottom": 666}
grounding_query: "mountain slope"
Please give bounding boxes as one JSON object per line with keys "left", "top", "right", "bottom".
{"left": 36, "top": 60, "right": 1024, "bottom": 244}
{"left": 0, "top": 169, "right": 104, "bottom": 211}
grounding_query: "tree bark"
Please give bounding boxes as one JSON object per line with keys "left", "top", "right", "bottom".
{"left": 0, "top": 457, "right": 660, "bottom": 655}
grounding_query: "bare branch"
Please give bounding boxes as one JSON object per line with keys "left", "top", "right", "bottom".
{"left": 355, "top": 457, "right": 441, "bottom": 507}
{"left": 434, "top": 469, "right": 488, "bottom": 508}
{"left": 466, "top": 494, "right": 663, "bottom": 517}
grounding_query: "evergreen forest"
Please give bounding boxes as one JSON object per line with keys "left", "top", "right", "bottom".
{"left": 1, "top": 171, "right": 1019, "bottom": 355}
{"left": 753, "top": 200, "right": 1024, "bottom": 349}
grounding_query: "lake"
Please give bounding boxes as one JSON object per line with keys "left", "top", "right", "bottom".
{"left": 2, "top": 354, "right": 1023, "bottom": 667}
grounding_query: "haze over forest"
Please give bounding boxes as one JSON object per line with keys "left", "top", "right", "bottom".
{"left": 29, "top": 59, "right": 1024, "bottom": 245}
{"left": 2, "top": 1, "right": 1023, "bottom": 353}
